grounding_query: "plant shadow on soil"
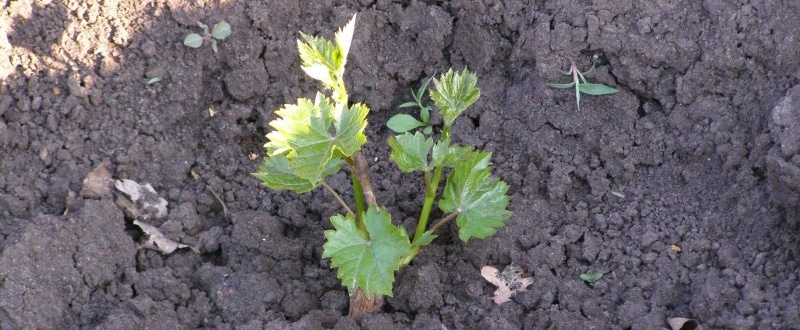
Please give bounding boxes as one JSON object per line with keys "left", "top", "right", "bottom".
{"left": 1, "top": 0, "right": 800, "bottom": 329}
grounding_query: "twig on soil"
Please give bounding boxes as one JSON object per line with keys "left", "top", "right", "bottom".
{"left": 206, "top": 186, "right": 228, "bottom": 217}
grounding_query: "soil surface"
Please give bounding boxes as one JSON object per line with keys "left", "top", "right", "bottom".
{"left": 2, "top": 0, "right": 800, "bottom": 329}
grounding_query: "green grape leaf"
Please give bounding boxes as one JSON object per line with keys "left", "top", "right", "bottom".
{"left": 323, "top": 206, "right": 412, "bottom": 297}
{"left": 252, "top": 153, "right": 343, "bottom": 193}
{"left": 431, "top": 141, "right": 475, "bottom": 168}
{"left": 578, "top": 83, "right": 618, "bottom": 95}
{"left": 297, "top": 32, "right": 342, "bottom": 89}
{"left": 333, "top": 103, "right": 368, "bottom": 157}
{"left": 265, "top": 93, "right": 366, "bottom": 184}
{"left": 386, "top": 114, "right": 425, "bottom": 133}
{"left": 265, "top": 94, "right": 335, "bottom": 183}
{"left": 430, "top": 68, "right": 480, "bottom": 126}
{"left": 388, "top": 132, "right": 433, "bottom": 172}
{"left": 439, "top": 151, "right": 511, "bottom": 242}
{"left": 335, "top": 14, "right": 357, "bottom": 67}
{"left": 295, "top": 15, "right": 356, "bottom": 92}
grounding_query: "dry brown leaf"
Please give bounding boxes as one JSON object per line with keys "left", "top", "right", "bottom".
{"left": 133, "top": 220, "right": 197, "bottom": 254}
{"left": 80, "top": 164, "right": 112, "bottom": 199}
{"left": 114, "top": 179, "right": 168, "bottom": 219}
{"left": 63, "top": 190, "right": 77, "bottom": 215}
{"left": 481, "top": 264, "right": 533, "bottom": 304}
{"left": 667, "top": 317, "right": 702, "bottom": 330}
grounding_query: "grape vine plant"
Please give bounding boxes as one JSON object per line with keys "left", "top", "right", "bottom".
{"left": 252, "top": 14, "right": 512, "bottom": 318}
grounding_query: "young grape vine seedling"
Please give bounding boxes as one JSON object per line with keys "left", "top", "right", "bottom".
{"left": 252, "top": 14, "right": 512, "bottom": 320}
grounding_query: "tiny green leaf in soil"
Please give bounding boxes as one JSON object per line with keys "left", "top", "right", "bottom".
{"left": 580, "top": 272, "right": 604, "bottom": 284}
{"left": 547, "top": 61, "right": 618, "bottom": 111}
{"left": 386, "top": 114, "right": 426, "bottom": 133}
{"left": 184, "top": 21, "right": 232, "bottom": 52}
{"left": 211, "top": 21, "right": 232, "bottom": 40}
{"left": 183, "top": 33, "right": 203, "bottom": 48}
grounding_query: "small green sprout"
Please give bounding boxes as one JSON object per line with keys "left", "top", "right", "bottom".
{"left": 183, "top": 21, "right": 232, "bottom": 53}
{"left": 147, "top": 76, "right": 162, "bottom": 85}
{"left": 387, "top": 76, "right": 435, "bottom": 135}
{"left": 547, "top": 61, "right": 618, "bottom": 111}
{"left": 580, "top": 272, "right": 604, "bottom": 285}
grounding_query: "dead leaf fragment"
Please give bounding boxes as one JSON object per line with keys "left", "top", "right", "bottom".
{"left": 133, "top": 220, "right": 196, "bottom": 254}
{"left": 481, "top": 264, "right": 534, "bottom": 304}
{"left": 63, "top": 190, "right": 77, "bottom": 215}
{"left": 80, "top": 164, "right": 112, "bottom": 199}
{"left": 667, "top": 317, "right": 702, "bottom": 330}
{"left": 114, "top": 179, "right": 168, "bottom": 219}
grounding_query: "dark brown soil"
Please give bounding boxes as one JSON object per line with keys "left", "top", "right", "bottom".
{"left": 2, "top": 0, "right": 800, "bottom": 329}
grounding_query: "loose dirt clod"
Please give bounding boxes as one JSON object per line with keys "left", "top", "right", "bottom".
{"left": 80, "top": 164, "right": 112, "bottom": 199}
{"left": 481, "top": 264, "right": 533, "bottom": 304}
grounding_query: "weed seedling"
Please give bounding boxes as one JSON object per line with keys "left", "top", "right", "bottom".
{"left": 387, "top": 76, "right": 435, "bottom": 135}
{"left": 547, "top": 60, "right": 618, "bottom": 111}
{"left": 253, "top": 14, "right": 511, "bottom": 319}
{"left": 183, "top": 21, "right": 232, "bottom": 53}
{"left": 580, "top": 272, "right": 604, "bottom": 285}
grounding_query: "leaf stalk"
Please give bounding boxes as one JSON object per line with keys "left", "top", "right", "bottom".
{"left": 322, "top": 181, "right": 354, "bottom": 217}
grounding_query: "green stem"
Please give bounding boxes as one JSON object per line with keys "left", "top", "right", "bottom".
{"left": 412, "top": 125, "right": 452, "bottom": 243}
{"left": 402, "top": 211, "right": 459, "bottom": 267}
{"left": 400, "top": 249, "right": 418, "bottom": 267}
{"left": 413, "top": 166, "right": 443, "bottom": 243}
{"left": 351, "top": 171, "right": 366, "bottom": 234}
{"left": 347, "top": 152, "right": 378, "bottom": 238}
{"left": 429, "top": 211, "right": 459, "bottom": 233}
